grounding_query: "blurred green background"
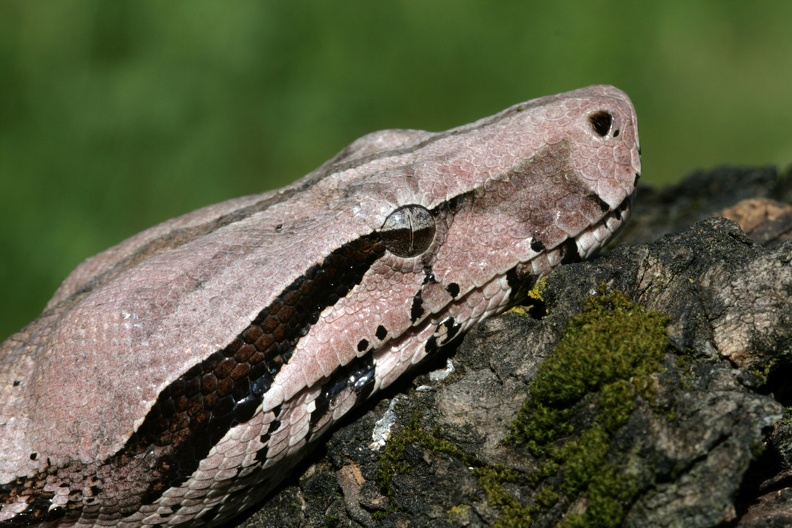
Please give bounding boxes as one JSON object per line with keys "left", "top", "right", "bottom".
{"left": 2, "top": 1, "right": 792, "bottom": 341}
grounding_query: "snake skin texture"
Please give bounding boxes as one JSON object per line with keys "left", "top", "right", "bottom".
{"left": 0, "top": 85, "right": 640, "bottom": 527}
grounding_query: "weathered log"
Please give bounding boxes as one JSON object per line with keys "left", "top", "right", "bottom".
{"left": 231, "top": 166, "right": 792, "bottom": 528}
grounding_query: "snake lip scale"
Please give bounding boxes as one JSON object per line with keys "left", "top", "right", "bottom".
{"left": 576, "top": 196, "right": 633, "bottom": 259}
{"left": 547, "top": 195, "right": 633, "bottom": 268}
{"left": 0, "top": 85, "right": 640, "bottom": 527}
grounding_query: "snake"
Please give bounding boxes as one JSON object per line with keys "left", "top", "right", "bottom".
{"left": 0, "top": 85, "right": 640, "bottom": 527}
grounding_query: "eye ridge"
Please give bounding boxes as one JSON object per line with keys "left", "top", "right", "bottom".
{"left": 379, "top": 204, "right": 436, "bottom": 257}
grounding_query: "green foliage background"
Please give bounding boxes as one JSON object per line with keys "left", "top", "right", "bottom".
{"left": 2, "top": 1, "right": 791, "bottom": 340}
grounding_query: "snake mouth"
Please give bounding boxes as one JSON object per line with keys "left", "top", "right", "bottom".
{"left": 519, "top": 191, "right": 635, "bottom": 280}
{"left": 572, "top": 192, "right": 635, "bottom": 260}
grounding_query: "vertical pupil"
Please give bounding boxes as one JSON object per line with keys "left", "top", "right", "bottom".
{"left": 379, "top": 205, "right": 436, "bottom": 257}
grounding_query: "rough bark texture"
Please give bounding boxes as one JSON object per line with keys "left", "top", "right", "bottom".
{"left": 226, "top": 166, "right": 792, "bottom": 528}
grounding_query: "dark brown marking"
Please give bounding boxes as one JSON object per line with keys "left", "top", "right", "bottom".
{"left": 308, "top": 354, "right": 376, "bottom": 433}
{"left": 422, "top": 266, "right": 436, "bottom": 284}
{"left": 425, "top": 317, "right": 462, "bottom": 355}
{"left": 0, "top": 235, "right": 387, "bottom": 523}
{"left": 410, "top": 293, "right": 424, "bottom": 323}
{"left": 255, "top": 412, "right": 283, "bottom": 463}
{"left": 559, "top": 238, "right": 581, "bottom": 264}
{"left": 587, "top": 193, "right": 610, "bottom": 213}
{"left": 446, "top": 282, "right": 460, "bottom": 298}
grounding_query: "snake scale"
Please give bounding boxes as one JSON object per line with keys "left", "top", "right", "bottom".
{"left": 0, "top": 85, "right": 640, "bottom": 527}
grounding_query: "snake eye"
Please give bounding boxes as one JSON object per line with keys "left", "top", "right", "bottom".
{"left": 379, "top": 204, "right": 436, "bottom": 257}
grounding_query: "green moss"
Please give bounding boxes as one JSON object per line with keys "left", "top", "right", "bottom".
{"left": 750, "top": 357, "right": 778, "bottom": 386}
{"left": 782, "top": 407, "right": 792, "bottom": 427}
{"left": 373, "top": 414, "right": 426, "bottom": 498}
{"left": 531, "top": 290, "right": 666, "bottom": 404}
{"left": 473, "top": 466, "right": 534, "bottom": 528}
{"left": 508, "top": 286, "right": 669, "bottom": 527}
{"left": 534, "top": 485, "right": 559, "bottom": 508}
{"left": 376, "top": 287, "right": 669, "bottom": 527}
{"left": 510, "top": 288, "right": 668, "bottom": 449}
{"left": 375, "top": 415, "right": 534, "bottom": 525}
{"left": 599, "top": 379, "right": 635, "bottom": 432}
{"left": 471, "top": 465, "right": 523, "bottom": 506}
{"left": 553, "top": 475, "right": 637, "bottom": 527}
{"left": 556, "top": 425, "right": 610, "bottom": 495}
{"left": 375, "top": 414, "right": 481, "bottom": 519}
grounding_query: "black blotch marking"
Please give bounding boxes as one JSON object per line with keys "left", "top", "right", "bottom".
{"left": 505, "top": 268, "right": 522, "bottom": 294}
{"left": 613, "top": 129, "right": 620, "bottom": 137}
{"left": 8, "top": 496, "right": 66, "bottom": 526}
{"left": 559, "top": 238, "right": 581, "bottom": 265}
{"left": 376, "top": 325, "right": 388, "bottom": 340}
{"left": 440, "top": 192, "right": 469, "bottom": 215}
{"left": 107, "top": 234, "right": 386, "bottom": 506}
{"left": 0, "top": 169, "right": 474, "bottom": 526}
{"left": 530, "top": 239, "right": 545, "bottom": 252}
{"left": 411, "top": 293, "right": 424, "bottom": 323}
{"left": 422, "top": 265, "right": 436, "bottom": 285}
{"left": 259, "top": 419, "right": 282, "bottom": 445}
{"left": 199, "top": 503, "right": 222, "bottom": 525}
{"left": 357, "top": 339, "right": 369, "bottom": 353}
{"left": 309, "top": 355, "right": 376, "bottom": 431}
{"left": 227, "top": 486, "right": 253, "bottom": 509}
{"left": 425, "top": 317, "right": 462, "bottom": 355}
{"left": 446, "top": 282, "right": 460, "bottom": 298}
{"left": 255, "top": 412, "right": 283, "bottom": 464}
{"left": 589, "top": 110, "right": 613, "bottom": 137}
{"left": 587, "top": 193, "right": 610, "bottom": 213}
{"left": 29, "top": 452, "right": 37, "bottom": 461}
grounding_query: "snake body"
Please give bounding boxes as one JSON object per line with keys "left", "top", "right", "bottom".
{"left": 0, "top": 85, "right": 640, "bottom": 527}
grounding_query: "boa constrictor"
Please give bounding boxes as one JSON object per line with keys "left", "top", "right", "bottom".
{"left": 0, "top": 85, "right": 640, "bottom": 527}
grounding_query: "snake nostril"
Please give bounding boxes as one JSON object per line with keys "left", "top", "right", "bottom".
{"left": 589, "top": 111, "right": 613, "bottom": 137}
